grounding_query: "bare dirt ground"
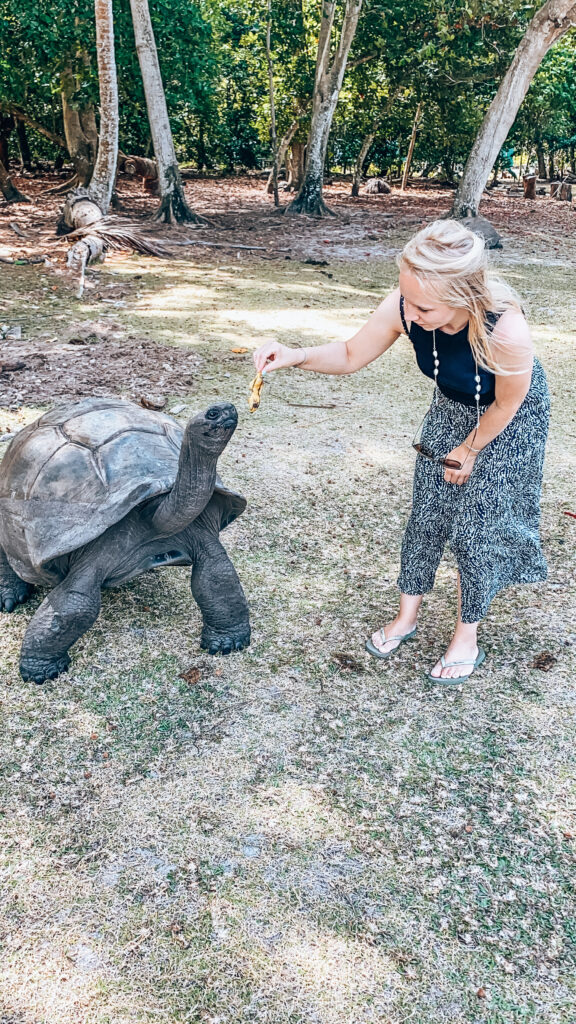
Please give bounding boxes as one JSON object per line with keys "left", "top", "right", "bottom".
{"left": 1, "top": 175, "right": 576, "bottom": 1024}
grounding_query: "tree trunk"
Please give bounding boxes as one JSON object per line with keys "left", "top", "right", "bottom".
{"left": 451, "top": 0, "right": 576, "bottom": 219}
{"left": 287, "top": 0, "right": 363, "bottom": 217}
{"left": 0, "top": 114, "right": 14, "bottom": 168}
{"left": 80, "top": 107, "right": 99, "bottom": 162}
{"left": 88, "top": 0, "right": 119, "bottom": 214}
{"left": 549, "top": 149, "right": 556, "bottom": 178}
{"left": 266, "top": 118, "right": 299, "bottom": 193}
{"left": 0, "top": 159, "right": 31, "bottom": 203}
{"left": 489, "top": 157, "right": 500, "bottom": 186}
{"left": 197, "top": 121, "right": 207, "bottom": 171}
{"left": 286, "top": 141, "right": 306, "bottom": 191}
{"left": 61, "top": 90, "right": 97, "bottom": 186}
{"left": 15, "top": 119, "right": 32, "bottom": 171}
{"left": 351, "top": 131, "right": 375, "bottom": 196}
{"left": 129, "top": 0, "right": 204, "bottom": 223}
{"left": 266, "top": 0, "right": 279, "bottom": 207}
{"left": 401, "top": 101, "right": 422, "bottom": 192}
{"left": 536, "top": 141, "right": 547, "bottom": 178}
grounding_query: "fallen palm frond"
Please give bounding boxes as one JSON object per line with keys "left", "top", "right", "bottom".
{"left": 67, "top": 221, "right": 174, "bottom": 258}
{"left": 60, "top": 190, "right": 176, "bottom": 296}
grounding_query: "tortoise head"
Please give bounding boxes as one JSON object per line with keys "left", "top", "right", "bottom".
{"left": 187, "top": 403, "right": 238, "bottom": 453}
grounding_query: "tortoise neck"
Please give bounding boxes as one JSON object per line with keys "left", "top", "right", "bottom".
{"left": 151, "top": 435, "right": 218, "bottom": 537}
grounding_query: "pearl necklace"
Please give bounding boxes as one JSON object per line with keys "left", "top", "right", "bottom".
{"left": 432, "top": 328, "right": 482, "bottom": 430}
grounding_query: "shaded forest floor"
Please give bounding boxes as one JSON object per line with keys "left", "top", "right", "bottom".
{"left": 1, "top": 174, "right": 576, "bottom": 1024}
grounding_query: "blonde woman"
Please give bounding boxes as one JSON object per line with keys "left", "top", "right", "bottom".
{"left": 253, "top": 220, "right": 549, "bottom": 682}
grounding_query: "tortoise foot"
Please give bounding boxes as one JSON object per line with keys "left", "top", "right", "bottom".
{"left": 0, "top": 579, "right": 34, "bottom": 613}
{"left": 20, "top": 653, "right": 71, "bottom": 684}
{"left": 200, "top": 621, "right": 251, "bottom": 656}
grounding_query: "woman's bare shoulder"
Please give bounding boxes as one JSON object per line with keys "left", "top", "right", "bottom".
{"left": 491, "top": 308, "right": 533, "bottom": 373}
{"left": 493, "top": 308, "right": 531, "bottom": 344}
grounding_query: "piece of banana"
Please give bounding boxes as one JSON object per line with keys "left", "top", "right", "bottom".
{"left": 248, "top": 371, "right": 264, "bottom": 413}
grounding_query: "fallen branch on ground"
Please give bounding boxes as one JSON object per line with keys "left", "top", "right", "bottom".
{"left": 172, "top": 239, "right": 290, "bottom": 252}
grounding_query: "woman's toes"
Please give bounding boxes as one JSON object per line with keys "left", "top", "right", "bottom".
{"left": 371, "top": 631, "right": 401, "bottom": 655}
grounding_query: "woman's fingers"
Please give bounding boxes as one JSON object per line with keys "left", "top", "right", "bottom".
{"left": 444, "top": 468, "right": 471, "bottom": 486}
{"left": 253, "top": 343, "right": 284, "bottom": 373}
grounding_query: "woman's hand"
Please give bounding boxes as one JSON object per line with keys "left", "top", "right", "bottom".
{"left": 443, "top": 445, "right": 478, "bottom": 486}
{"left": 253, "top": 341, "right": 305, "bottom": 374}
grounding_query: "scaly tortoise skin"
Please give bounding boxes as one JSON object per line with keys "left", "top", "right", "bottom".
{"left": 0, "top": 397, "right": 250, "bottom": 683}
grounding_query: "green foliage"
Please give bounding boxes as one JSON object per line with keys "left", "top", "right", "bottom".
{"left": 511, "top": 31, "right": 576, "bottom": 165}
{"left": 0, "top": 0, "right": 574, "bottom": 177}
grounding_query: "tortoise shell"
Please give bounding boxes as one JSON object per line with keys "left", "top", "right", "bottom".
{"left": 0, "top": 397, "right": 245, "bottom": 579}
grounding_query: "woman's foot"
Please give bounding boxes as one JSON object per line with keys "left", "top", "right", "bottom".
{"left": 369, "top": 617, "right": 418, "bottom": 656}
{"left": 429, "top": 636, "right": 480, "bottom": 681}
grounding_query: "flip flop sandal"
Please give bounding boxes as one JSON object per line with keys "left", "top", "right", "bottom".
{"left": 365, "top": 627, "right": 417, "bottom": 660}
{"left": 427, "top": 646, "right": 486, "bottom": 683}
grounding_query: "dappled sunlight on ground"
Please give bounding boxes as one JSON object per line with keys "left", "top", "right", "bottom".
{"left": 1, "top": 221, "right": 575, "bottom": 1022}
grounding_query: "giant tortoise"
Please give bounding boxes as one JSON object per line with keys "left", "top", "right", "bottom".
{"left": 0, "top": 397, "right": 250, "bottom": 683}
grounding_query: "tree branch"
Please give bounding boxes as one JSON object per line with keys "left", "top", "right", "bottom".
{"left": 0, "top": 103, "right": 66, "bottom": 149}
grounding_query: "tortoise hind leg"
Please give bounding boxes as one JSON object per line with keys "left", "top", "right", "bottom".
{"left": 20, "top": 568, "right": 102, "bottom": 684}
{"left": 0, "top": 546, "right": 34, "bottom": 612}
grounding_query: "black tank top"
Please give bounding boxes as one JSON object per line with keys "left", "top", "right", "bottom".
{"left": 400, "top": 295, "right": 498, "bottom": 407}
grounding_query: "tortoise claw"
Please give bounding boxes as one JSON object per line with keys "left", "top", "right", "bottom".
{"left": 0, "top": 580, "right": 34, "bottom": 613}
{"left": 20, "top": 654, "right": 71, "bottom": 684}
{"left": 200, "top": 622, "right": 250, "bottom": 656}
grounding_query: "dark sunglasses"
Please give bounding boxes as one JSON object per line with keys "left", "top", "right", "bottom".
{"left": 412, "top": 441, "right": 462, "bottom": 470}
{"left": 411, "top": 413, "right": 477, "bottom": 471}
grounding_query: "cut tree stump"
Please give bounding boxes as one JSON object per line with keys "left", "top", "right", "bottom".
{"left": 523, "top": 174, "right": 537, "bottom": 199}
{"left": 551, "top": 180, "right": 572, "bottom": 201}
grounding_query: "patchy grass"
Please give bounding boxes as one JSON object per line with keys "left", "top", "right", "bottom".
{"left": 1, "top": 234, "right": 575, "bottom": 1024}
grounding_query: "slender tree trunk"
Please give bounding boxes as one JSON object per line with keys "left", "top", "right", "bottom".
{"left": 489, "top": 157, "right": 500, "bottom": 186}
{"left": 451, "top": 0, "right": 576, "bottom": 219}
{"left": 0, "top": 159, "right": 30, "bottom": 203}
{"left": 266, "top": 118, "right": 300, "bottom": 193}
{"left": 0, "top": 114, "right": 14, "bottom": 168}
{"left": 197, "top": 121, "right": 207, "bottom": 171}
{"left": 536, "top": 141, "right": 547, "bottom": 178}
{"left": 286, "top": 141, "right": 306, "bottom": 190}
{"left": 549, "top": 148, "right": 556, "bottom": 178}
{"left": 287, "top": 0, "right": 363, "bottom": 217}
{"left": 400, "top": 101, "right": 422, "bottom": 192}
{"left": 129, "top": 0, "right": 204, "bottom": 223}
{"left": 351, "top": 131, "right": 375, "bottom": 196}
{"left": 80, "top": 107, "right": 99, "bottom": 162}
{"left": 88, "top": 0, "right": 119, "bottom": 214}
{"left": 266, "top": 0, "right": 279, "bottom": 207}
{"left": 15, "top": 119, "right": 32, "bottom": 171}
{"left": 61, "top": 90, "right": 97, "bottom": 186}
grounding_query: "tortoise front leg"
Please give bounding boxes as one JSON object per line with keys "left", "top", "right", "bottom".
{"left": 188, "top": 527, "right": 250, "bottom": 655}
{"left": 0, "top": 546, "right": 34, "bottom": 612}
{"left": 20, "top": 571, "right": 102, "bottom": 684}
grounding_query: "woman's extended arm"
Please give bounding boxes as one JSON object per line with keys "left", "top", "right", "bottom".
{"left": 443, "top": 310, "right": 535, "bottom": 486}
{"left": 253, "top": 287, "right": 404, "bottom": 376}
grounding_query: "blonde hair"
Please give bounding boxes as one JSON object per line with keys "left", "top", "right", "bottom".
{"left": 397, "top": 219, "right": 522, "bottom": 374}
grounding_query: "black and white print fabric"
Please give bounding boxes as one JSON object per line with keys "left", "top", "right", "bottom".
{"left": 397, "top": 359, "right": 550, "bottom": 622}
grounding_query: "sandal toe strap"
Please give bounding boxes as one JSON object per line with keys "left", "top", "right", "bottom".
{"left": 441, "top": 657, "right": 477, "bottom": 668}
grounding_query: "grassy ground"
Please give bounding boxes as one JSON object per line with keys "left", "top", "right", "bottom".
{"left": 1, "top": 232, "right": 576, "bottom": 1024}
